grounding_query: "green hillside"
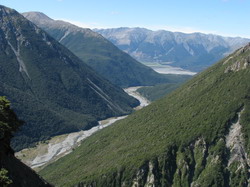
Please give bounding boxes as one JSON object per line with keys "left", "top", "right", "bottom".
{"left": 23, "top": 12, "right": 173, "bottom": 87}
{"left": 0, "top": 6, "right": 138, "bottom": 151}
{"left": 137, "top": 75, "right": 192, "bottom": 101}
{"left": 40, "top": 44, "right": 250, "bottom": 186}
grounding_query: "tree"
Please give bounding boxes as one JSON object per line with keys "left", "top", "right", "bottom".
{"left": 0, "top": 96, "right": 23, "bottom": 186}
{"left": 0, "top": 168, "right": 12, "bottom": 186}
{"left": 0, "top": 96, "right": 23, "bottom": 138}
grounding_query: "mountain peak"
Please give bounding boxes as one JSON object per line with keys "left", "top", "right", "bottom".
{"left": 22, "top": 11, "right": 97, "bottom": 36}
{"left": 23, "top": 11, "right": 170, "bottom": 87}
{"left": 96, "top": 28, "right": 250, "bottom": 71}
{"left": 0, "top": 6, "right": 139, "bottom": 151}
{"left": 0, "top": 5, "right": 11, "bottom": 10}
{"left": 0, "top": 5, "right": 14, "bottom": 16}
{"left": 22, "top": 11, "right": 54, "bottom": 24}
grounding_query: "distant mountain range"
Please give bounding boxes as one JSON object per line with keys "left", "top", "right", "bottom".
{"left": 23, "top": 12, "right": 171, "bottom": 87}
{"left": 0, "top": 6, "right": 138, "bottom": 151}
{"left": 1, "top": 5, "right": 250, "bottom": 187}
{"left": 40, "top": 41, "right": 250, "bottom": 187}
{"left": 95, "top": 27, "right": 250, "bottom": 71}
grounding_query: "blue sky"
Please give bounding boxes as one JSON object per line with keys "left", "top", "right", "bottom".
{"left": 1, "top": 0, "right": 250, "bottom": 38}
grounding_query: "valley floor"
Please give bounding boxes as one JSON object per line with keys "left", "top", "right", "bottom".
{"left": 15, "top": 87, "right": 150, "bottom": 170}
{"left": 124, "top": 86, "right": 150, "bottom": 109}
{"left": 142, "top": 62, "right": 197, "bottom": 75}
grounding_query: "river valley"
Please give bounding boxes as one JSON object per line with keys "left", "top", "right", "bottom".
{"left": 15, "top": 87, "right": 150, "bottom": 170}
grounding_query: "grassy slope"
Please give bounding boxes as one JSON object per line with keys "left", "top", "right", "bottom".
{"left": 40, "top": 46, "right": 250, "bottom": 186}
{"left": 137, "top": 75, "right": 192, "bottom": 101}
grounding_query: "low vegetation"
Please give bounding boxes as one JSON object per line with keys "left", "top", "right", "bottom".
{"left": 0, "top": 168, "right": 12, "bottom": 186}
{"left": 137, "top": 74, "right": 191, "bottom": 101}
{"left": 39, "top": 45, "right": 250, "bottom": 186}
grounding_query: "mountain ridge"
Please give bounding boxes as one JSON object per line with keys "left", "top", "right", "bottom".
{"left": 95, "top": 27, "right": 250, "bottom": 71}
{"left": 0, "top": 5, "right": 138, "bottom": 151}
{"left": 23, "top": 12, "right": 172, "bottom": 87}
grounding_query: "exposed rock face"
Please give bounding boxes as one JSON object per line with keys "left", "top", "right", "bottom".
{"left": 224, "top": 43, "right": 250, "bottom": 73}
{"left": 122, "top": 112, "right": 249, "bottom": 187}
{"left": 79, "top": 133, "right": 249, "bottom": 187}
{"left": 226, "top": 108, "right": 250, "bottom": 186}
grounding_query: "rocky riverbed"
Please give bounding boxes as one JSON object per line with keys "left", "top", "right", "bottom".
{"left": 16, "top": 87, "right": 150, "bottom": 170}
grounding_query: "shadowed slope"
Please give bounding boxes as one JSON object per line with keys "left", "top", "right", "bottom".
{"left": 23, "top": 12, "right": 173, "bottom": 87}
{"left": 0, "top": 6, "right": 138, "bottom": 151}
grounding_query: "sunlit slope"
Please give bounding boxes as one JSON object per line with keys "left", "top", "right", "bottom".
{"left": 41, "top": 44, "right": 250, "bottom": 186}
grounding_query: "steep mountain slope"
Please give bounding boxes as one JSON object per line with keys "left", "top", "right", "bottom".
{"left": 40, "top": 43, "right": 250, "bottom": 186}
{"left": 95, "top": 27, "right": 250, "bottom": 71}
{"left": 23, "top": 12, "right": 170, "bottom": 87}
{"left": 0, "top": 97, "right": 51, "bottom": 187}
{"left": 137, "top": 75, "right": 192, "bottom": 101}
{"left": 0, "top": 6, "right": 139, "bottom": 151}
{"left": 137, "top": 82, "right": 186, "bottom": 101}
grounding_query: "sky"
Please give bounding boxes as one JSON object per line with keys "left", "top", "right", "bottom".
{"left": 1, "top": 0, "right": 250, "bottom": 38}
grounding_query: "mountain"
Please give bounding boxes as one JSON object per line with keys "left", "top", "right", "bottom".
{"left": 40, "top": 43, "right": 250, "bottom": 186}
{"left": 137, "top": 81, "right": 187, "bottom": 102}
{"left": 137, "top": 75, "right": 192, "bottom": 101}
{"left": 23, "top": 12, "right": 171, "bottom": 88}
{"left": 0, "top": 5, "right": 139, "bottom": 151}
{"left": 0, "top": 97, "right": 51, "bottom": 186}
{"left": 95, "top": 27, "right": 250, "bottom": 71}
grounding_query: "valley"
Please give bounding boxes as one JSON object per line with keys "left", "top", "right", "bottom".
{"left": 143, "top": 62, "right": 197, "bottom": 75}
{"left": 124, "top": 87, "right": 150, "bottom": 109}
{"left": 16, "top": 116, "right": 128, "bottom": 170}
{"left": 0, "top": 2, "right": 250, "bottom": 187}
{"left": 0, "top": 5, "right": 139, "bottom": 152}
{"left": 39, "top": 44, "right": 250, "bottom": 186}
{"left": 23, "top": 12, "right": 171, "bottom": 88}
{"left": 16, "top": 87, "right": 150, "bottom": 171}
